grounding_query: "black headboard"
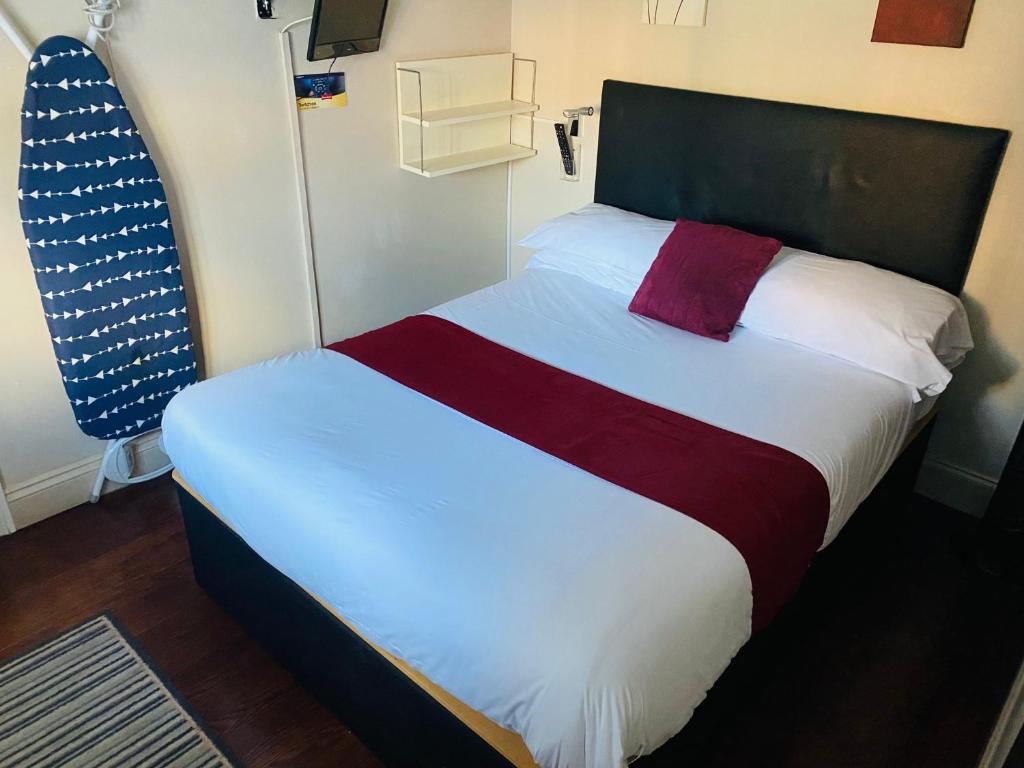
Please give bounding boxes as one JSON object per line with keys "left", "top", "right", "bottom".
{"left": 595, "top": 80, "right": 1008, "bottom": 294}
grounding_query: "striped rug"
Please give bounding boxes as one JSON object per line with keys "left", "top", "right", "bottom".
{"left": 0, "top": 614, "right": 237, "bottom": 768}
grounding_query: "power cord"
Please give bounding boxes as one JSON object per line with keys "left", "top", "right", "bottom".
{"left": 83, "top": 0, "right": 120, "bottom": 41}
{"left": 82, "top": 0, "right": 121, "bottom": 83}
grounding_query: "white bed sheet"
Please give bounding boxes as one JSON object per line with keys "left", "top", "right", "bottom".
{"left": 432, "top": 265, "right": 925, "bottom": 546}
{"left": 162, "top": 266, "right": 922, "bottom": 768}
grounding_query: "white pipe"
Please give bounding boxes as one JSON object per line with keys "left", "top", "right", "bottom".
{"left": 281, "top": 16, "right": 324, "bottom": 349}
{"left": 0, "top": 5, "right": 32, "bottom": 61}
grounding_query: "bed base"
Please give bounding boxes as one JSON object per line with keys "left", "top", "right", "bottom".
{"left": 176, "top": 418, "right": 934, "bottom": 768}
{"left": 178, "top": 486, "right": 516, "bottom": 768}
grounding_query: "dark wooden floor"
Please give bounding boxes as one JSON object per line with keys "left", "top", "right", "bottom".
{"left": 1, "top": 477, "right": 1021, "bottom": 768}
{"left": 0, "top": 478, "right": 380, "bottom": 768}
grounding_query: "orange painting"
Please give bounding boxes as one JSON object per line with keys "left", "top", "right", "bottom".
{"left": 872, "top": 0, "right": 976, "bottom": 47}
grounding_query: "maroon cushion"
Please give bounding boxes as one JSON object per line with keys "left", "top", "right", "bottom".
{"left": 629, "top": 219, "right": 782, "bottom": 341}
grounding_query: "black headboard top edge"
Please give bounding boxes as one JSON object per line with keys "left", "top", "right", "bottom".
{"left": 594, "top": 80, "right": 1009, "bottom": 295}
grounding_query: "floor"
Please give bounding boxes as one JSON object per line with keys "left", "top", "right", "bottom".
{"left": 0, "top": 478, "right": 1021, "bottom": 768}
{"left": 0, "top": 479, "right": 378, "bottom": 768}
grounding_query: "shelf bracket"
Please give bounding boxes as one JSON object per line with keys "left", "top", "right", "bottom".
{"left": 512, "top": 57, "right": 538, "bottom": 151}
{"left": 396, "top": 67, "right": 425, "bottom": 173}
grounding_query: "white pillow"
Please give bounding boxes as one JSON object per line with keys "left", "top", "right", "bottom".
{"left": 523, "top": 248, "right": 643, "bottom": 296}
{"left": 519, "top": 203, "right": 672, "bottom": 295}
{"left": 738, "top": 248, "right": 973, "bottom": 400}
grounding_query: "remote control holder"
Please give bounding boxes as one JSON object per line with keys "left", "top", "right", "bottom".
{"left": 556, "top": 107, "right": 593, "bottom": 182}
{"left": 554, "top": 121, "right": 580, "bottom": 182}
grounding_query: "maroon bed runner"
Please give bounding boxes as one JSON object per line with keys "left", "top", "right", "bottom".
{"left": 329, "top": 315, "right": 830, "bottom": 630}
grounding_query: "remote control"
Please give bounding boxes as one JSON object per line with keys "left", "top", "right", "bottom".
{"left": 554, "top": 123, "right": 575, "bottom": 177}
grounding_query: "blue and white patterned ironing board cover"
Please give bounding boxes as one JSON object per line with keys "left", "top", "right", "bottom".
{"left": 18, "top": 36, "right": 197, "bottom": 440}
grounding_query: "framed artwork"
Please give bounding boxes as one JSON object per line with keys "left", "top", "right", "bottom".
{"left": 642, "top": 0, "right": 708, "bottom": 27}
{"left": 871, "top": 0, "right": 977, "bottom": 47}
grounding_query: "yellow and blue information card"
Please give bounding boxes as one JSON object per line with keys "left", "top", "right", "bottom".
{"left": 294, "top": 73, "right": 347, "bottom": 111}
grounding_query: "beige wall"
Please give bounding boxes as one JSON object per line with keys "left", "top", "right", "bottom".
{"left": 510, "top": 0, "right": 1024, "bottom": 513}
{"left": 297, "top": 4, "right": 513, "bottom": 342}
{"left": 0, "top": 0, "right": 511, "bottom": 526}
{"left": 2, "top": 0, "right": 1020, "bottom": 524}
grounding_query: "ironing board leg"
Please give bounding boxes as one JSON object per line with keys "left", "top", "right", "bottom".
{"left": 89, "top": 439, "right": 117, "bottom": 503}
{"left": 89, "top": 433, "right": 174, "bottom": 503}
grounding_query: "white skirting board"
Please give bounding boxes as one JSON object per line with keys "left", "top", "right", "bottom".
{"left": 915, "top": 457, "right": 998, "bottom": 517}
{"left": 3, "top": 433, "right": 168, "bottom": 531}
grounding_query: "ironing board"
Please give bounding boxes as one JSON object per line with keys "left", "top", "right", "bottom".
{"left": 18, "top": 36, "right": 197, "bottom": 451}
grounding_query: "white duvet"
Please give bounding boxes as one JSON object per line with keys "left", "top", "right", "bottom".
{"left": 162, "top": 265, "right": 923, "bottom": 768}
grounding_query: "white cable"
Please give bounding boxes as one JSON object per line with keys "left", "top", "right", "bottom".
{"left": 83, "top": 0, "right": 119, "bottom": 46}
{"left": 281, "top": 15, "right": 313, "bottom": 35}
{"left": 280, "top": 16, "right": 324, "bottom": 348}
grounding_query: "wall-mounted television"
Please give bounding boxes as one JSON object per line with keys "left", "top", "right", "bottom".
{"left": 307, "top": 0, "right": 389, "bottom": 61}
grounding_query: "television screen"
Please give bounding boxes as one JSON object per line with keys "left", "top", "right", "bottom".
{"left": 307, "top": 0, "right": 389, "bottom": 61}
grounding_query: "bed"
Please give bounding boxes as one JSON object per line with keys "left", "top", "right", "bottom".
{"left": 166, "top": 81, "right": 1008, "bottom": 768}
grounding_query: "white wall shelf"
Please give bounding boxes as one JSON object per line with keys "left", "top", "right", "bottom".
{"left": 396, "top": 53, "right": 537, "bottom": 178}
{"left": 401, "top": 144, "right": 537, "bottom": 178}
{"left": 400, "top": 99, "right": 539, "bottom": 128}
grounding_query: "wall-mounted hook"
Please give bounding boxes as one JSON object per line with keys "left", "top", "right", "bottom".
{"left": 256, "top": 0, "right": 275, "bottom": 19}
{"left": 556, "top": 107, "right": 593, "bottom": 182}
{"left": 84, "top": 0, "right": 120, "bottom": 47}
